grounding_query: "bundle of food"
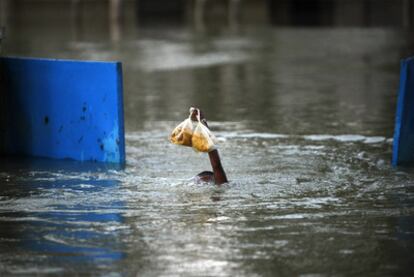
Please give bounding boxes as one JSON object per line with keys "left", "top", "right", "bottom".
{"left": 170, "top": 108, "right": 217, "bottom": 152}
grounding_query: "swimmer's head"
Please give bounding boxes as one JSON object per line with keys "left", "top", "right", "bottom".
{"left": 194, "top": 171, "right": 214, "bottom": 183}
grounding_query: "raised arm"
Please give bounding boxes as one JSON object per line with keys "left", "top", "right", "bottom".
{"left": 191, "top": 108, "right": 228, "bottom": 185}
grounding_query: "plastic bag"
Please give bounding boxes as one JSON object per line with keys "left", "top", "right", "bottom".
{"left": 191, "top": 112, "right": 217, "bottom": 152}
{"left": 170, "top": 113, "right": 194, "bottom": 147}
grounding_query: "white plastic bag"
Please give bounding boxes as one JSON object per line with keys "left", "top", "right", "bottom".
{"left": 170, "top": 113, "right": 194, "bottom": 147}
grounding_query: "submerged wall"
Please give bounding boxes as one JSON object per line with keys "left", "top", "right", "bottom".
{"left": 0, "top": 57, "right": 125, "bottom": 164}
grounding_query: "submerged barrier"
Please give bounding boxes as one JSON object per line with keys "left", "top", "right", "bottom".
{"left": 393, "top": 57, "right": 414, "bottom": 166}
{"left": 0, "top": 57, "right": 125, "bottom": 164}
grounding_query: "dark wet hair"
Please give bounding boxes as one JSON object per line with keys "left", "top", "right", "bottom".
{"left": 196, "top": 171, "right": 214, "bottom": 182}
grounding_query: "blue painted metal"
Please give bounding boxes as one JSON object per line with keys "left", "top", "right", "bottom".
{"left": 393, "top": 57, "right": 414, "bottom": 166}
{"left": 0, "top": 56, "right": 125, "bottom": 164}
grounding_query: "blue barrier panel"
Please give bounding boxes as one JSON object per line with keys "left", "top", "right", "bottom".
{"left": 0, "top": 56, "right": 125, "bottom": 164}
{"left": 393, "top": 57, "right": 414, "bottom": 166}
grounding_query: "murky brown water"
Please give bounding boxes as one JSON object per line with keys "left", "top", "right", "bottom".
{"left": 1, "top": 1, "right": 414, "bottom": 276}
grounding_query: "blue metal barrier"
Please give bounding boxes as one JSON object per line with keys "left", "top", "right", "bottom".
{"left": 0, "top": 56, "right": 125, "bottom": 164}
{"left": 393, "top": 57, "right": 414, "bottom": 166}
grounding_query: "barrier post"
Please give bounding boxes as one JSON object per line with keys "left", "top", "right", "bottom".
{"left": 393, "top": 57, "right": 414, "bottom": 166}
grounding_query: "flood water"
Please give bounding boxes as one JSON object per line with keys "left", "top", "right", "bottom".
{"left": 1, "top": 1, "right": 414, "bottom": 276}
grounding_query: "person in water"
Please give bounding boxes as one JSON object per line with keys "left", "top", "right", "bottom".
{"left": 190, "top": 108, "right": 228, "bottom": 185}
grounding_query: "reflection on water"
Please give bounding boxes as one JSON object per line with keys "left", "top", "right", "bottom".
{"left": 0, "top": 159, "right": 127, "bottom": 275}
{"left": 1, "top": 0, "right": 414, "bottom": 276}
